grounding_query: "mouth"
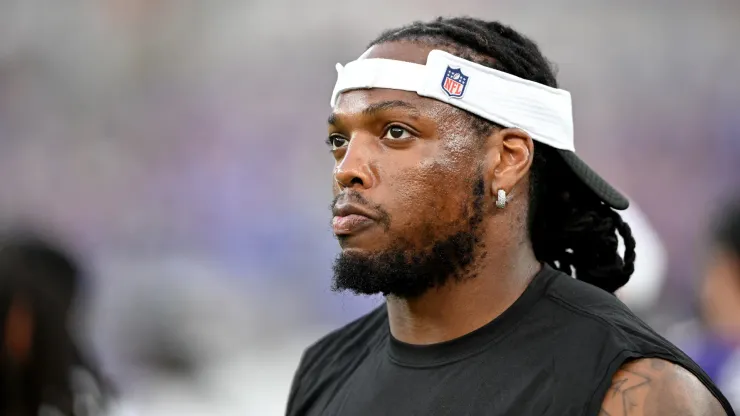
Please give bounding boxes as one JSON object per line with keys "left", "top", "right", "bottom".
{"left": 332, "top": 214, "right": 375, "bottom": 235}
{"left": 331, "top": 203, "right": 377, "bottom": 236}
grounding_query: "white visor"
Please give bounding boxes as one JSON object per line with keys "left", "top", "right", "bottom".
{"left": 331, "top": 49, "right": 575, "bottom": 152}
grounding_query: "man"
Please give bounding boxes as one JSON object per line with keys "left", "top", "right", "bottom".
{"left": 0, "top": 232, "right": 111, "bottom": 415}
{"left": 287, "top": 17, "right": 734, "bottom": 415}
{"left": 695, "top": 197, "right": 740, "bottom": 410}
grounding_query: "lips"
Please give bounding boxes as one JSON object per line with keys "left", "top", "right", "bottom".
{"left": 332, "top": 214, "right": 374, "bottom": 235}
{"left": 332, "top": 204, "right": 377, "bottom": 235}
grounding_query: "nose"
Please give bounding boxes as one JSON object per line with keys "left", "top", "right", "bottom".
{"left": 334, "top": 138, "right": 375, "bottom": 191}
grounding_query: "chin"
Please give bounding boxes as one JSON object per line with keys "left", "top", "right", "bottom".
{"left": 337, "top": 234, "right": 392, "bottom": 254}
{"left": 338, "top": 247, "right": 389, "bottom": 263}
{"left": 339, "top": 245, "right": 369, "bottom": 253}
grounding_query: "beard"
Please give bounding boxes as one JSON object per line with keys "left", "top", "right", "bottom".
{"left": 331, "top": 176, "right": 486, "bottom": 299}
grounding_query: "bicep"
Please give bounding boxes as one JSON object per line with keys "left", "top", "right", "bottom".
{"left": 599, "top": 358, "right": 726, "bottom": 416}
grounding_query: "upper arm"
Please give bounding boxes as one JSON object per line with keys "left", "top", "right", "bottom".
{"left": 599, "top": 358, "right": 727, "bottom": 416}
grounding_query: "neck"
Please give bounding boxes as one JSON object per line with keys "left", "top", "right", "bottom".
{"left": 386, "top": 239, "right": 540, "bottom": 345}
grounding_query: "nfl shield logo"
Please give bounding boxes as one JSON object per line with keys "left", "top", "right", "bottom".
{"left": 441, "top": 66, "right": 468, "bottom": 98}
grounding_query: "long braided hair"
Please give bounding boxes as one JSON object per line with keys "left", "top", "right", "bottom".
{"left": 369, "top": 17, "right": 636, "bottom": 293}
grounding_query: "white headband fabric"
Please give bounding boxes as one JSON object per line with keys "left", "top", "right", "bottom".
{"left": 330, "top": 49, "right": 575, "bottom": 152}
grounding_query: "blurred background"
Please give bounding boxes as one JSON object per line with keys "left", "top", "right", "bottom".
{"left": 0, "top": 0, "right": 738, "bottom": 414}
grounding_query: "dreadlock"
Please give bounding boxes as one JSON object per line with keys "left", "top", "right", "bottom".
{"left": 369, "top": 17, "right": 636, "bottom": 293}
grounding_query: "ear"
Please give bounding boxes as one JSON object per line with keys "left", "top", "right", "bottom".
{"left": 483, "top": 128, "right": 534, "bottom": 199}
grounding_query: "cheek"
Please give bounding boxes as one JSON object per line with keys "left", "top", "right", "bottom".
{"left": 385, "top": 158, "right": 475, "bottom": 228}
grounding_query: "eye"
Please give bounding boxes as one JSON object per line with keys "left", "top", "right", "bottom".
{"left": 326, "top": 135, "right": 348, "bottom": 150}
{"left": 382, "top": 126, "right": 413, "bottom": 140}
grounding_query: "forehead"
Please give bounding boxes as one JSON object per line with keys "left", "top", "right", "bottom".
{"left": 332, "top": 42, "right": 452, "bottom": 117}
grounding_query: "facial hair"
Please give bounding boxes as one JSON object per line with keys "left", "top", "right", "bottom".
{"left": 331, "top": 176, "right": 486, "bottom": 299}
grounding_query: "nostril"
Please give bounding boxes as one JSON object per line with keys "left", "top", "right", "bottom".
{"left": 350, "top": 177, "right": 364, "bottom": 187}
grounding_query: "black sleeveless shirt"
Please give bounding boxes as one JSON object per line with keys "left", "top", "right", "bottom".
{"left": 287, "top": 265, "right": 735, "bottom": 415}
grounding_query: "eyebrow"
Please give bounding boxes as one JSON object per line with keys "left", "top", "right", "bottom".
{"left": 327, "top": 100, "right": 420, "bottom": 125}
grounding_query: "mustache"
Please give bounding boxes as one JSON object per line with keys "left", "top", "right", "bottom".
{"left": 330, "top": 191, "right": 391, "bottom": 229}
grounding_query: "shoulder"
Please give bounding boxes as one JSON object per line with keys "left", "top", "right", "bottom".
{"left": 539, "top": 273, "right": 733, "bottom": 414}
{"left": 287, "top": 306, "right": 388, "bottom": 415}
{"left": 599, "top": 358, "right": 729, "bottom": 416}
{"left": 293, "top": 305, "right": 387, "bottom": 384}
{"left": 542, "top": 270, "right": 653, "bottom": 339}
{"left": 544, "top": 269, "right": 631, "bottom": 315}
{"left": 302, "top": 306, "right": 387, "bottom": 364}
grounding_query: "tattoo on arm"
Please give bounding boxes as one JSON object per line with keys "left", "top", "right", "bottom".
{"left": 601, "top": 370, "right": 651, "bottom": 415}
{"left": 598, "top": 358, "right": 726, "bottom": 416}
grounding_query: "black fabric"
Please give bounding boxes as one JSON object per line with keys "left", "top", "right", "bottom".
{"left": 287, "top": 265, "right": 734, "bottom": 416}
{"left": 556, "top": 149, "right": 630, "bottom": 211}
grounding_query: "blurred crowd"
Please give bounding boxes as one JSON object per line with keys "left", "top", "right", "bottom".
{"left": 0, "top": 0, "right": 739, "bottom": 414}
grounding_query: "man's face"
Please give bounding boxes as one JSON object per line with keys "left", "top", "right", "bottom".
{"left": 327, "top": 42, "right": 490, "bottom": 298}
